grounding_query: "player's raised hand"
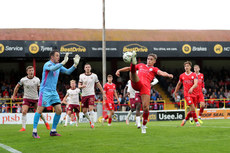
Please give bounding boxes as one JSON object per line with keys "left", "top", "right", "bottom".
{"left": 73, "top": 54, "right": 80, "bottom": 68}
{"left": 11, "top": 95, "right": 16, "bottom": 101}
{"left": 168, "top": 74, "right": 173, "bottom": 79}
{"left": 61, "top": 53, "right": 69, "bottom": 65}
{"left": 115, "top": 70, "right": 120, "bottom": 77}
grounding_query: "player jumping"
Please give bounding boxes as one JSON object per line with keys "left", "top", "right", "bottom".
{"left": 116, "top": 52, "right": 173, "bottom": 133}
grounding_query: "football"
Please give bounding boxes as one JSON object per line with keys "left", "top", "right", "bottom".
{"left": 123, "top": 52, "right": 133, "bottom": 63}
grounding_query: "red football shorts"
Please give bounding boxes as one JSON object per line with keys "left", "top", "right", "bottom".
{"left": 105, "top": 103, "right": 115, "bottom": 111}
{"left": 196, "top": 94, "right": 205, "bottom": 103}
{"left": 81, "top": 95, "right": 95, "bottom": 108}
{"left": 23, "top": 98, "right": 38, "bottom": 106}
{"left": 131, "top": 80, "right": 150, "bottom": 96}
{"left": 185, "top": 96, "right": 197, "bottom": 106}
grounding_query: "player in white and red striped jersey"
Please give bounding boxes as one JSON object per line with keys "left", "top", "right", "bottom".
{"left": 174, "top": 61, "right": 200, "bottom": 127}
{"left": 12, "top": 66, "right": 50, "bottom": 132}
{"left": 102, "top": 75, "right": 120, "bottom": 126}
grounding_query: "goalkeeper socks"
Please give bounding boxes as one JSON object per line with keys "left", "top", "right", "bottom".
{"left": 33, "top": 112, "right": 41, "bottom": 130}
{"left": 199, "top": 107, "right": 204, "bottom": 117}
{"left": 130, "top": 63, "right": 136, "bottom": 73}
{"left": 108, "top": 118, "right": 112, "bottom": 124}
{"left": 22, "top": 114, "right": 27, "bottom": 129}
{"left": 142, "top": 111, "right": 149, "bottom": 126}
{"left": 104, "top": 115, "right": 108, "bottom": 120}
{"left": 52, "top": 113, "right": 61, "bottom": 130}
{"left": 40, "top": 114, "right": 46, "bottom": 123}
{"left": 185, "top": 111, "right": 192, "bottom": 120}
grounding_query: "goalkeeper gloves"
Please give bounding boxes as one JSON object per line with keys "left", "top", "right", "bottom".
{"left": 61, "top": 53, "right": 69, "bottom": 65}
{"left": 73, "top": 54, "right": 80, "bottom": 68}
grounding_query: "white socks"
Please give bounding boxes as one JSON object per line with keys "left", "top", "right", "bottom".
{"left": 22, "top": 114, "right": 27, "bottom": 129}
{"left": 126, "top": 110, "right": 132, "bottom": 120}
{"left": 90, "top": 111, "right": 94, "bottom": 124}
{"left": 136, "top": 116, "right": 141, "bottom": 127}
{"left": 65, "top": 115, "right": 69, "bottom": 126}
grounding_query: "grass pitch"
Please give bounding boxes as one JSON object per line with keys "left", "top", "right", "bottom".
{"left": 0, "top": 120, "right": 230, "bottom": 153}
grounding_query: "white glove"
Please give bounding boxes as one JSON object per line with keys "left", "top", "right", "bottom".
{"left": 73, "top": 54, "right": 80, "bottom": 67}
{"left": 61, "top": 53, "right": 69, "bottom": 65}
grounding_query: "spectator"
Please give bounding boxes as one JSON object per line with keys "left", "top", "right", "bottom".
{"left": 153, "top": 101, "right": 158, "bottom": 110}
{"left": 2, "top": 103, "right": 7, "bottom": 113}
{"left": 3, "top": 88, "right": 9, "bottom": 97}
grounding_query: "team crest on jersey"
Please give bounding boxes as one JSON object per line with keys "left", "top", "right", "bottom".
{"left": 48, "top": 64, "right": 52, "bottom": 67}
{"left": 43, "top": 101, "right": 47, "bottom": 105}
{"left": 182, "top": 77, "right": 184, "bottom": 80}
{"left": 149, "top": 68, "right": 153, "bottom": 71}
{"left": 191, "top": 76, "right": 194, "bottom": 79}
{"left": 201, "top": 76, "right": 203, "bottom": 79}
{"left": 33, "top": 81, "right": 35, "bottom": 83}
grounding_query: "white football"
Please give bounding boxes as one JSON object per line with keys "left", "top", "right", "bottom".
{"left": 123, "top": 52, "right": 133, "bottom": 63}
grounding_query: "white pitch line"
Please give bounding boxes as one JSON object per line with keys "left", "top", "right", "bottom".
{"left": 153, "top": 124, "right": 230, "bottom": 129}
{"left": 0, "top": 143, "right": 22, "bottom": 153}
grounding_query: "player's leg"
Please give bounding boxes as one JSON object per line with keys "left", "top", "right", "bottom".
{"left": 76, "top": 111, "right": 80, "bottom": 127}
{"left": 108, "top": 110, "right": 114, "bottom": 126}
{"left": 141, "top": 94, "right": 150, "bottom": 134}
{"left": 136, "top": 103, "right": 141, "bottom": 129}
{"left": 50, "top": 103, "right": 62, "bottom": 136}
{"left": 34, "top": 103, "right": 50, "bottom": 130}
{"left": 82, "top": 96, "right": 92, "bottom": 127}
{"left": 32, "top": 106, "right": 45, "bottom": 138}
{"left": 64, "top": 110, "right": 72, "bottom": 126}
{"left": 198, "top": 95, "right": 205, "bottom": 123}
{"left": 89, "top": 105, "right": 95, "bottom": 127}
{"left": 20, "top": 104, "right": 29, "bottom": 131}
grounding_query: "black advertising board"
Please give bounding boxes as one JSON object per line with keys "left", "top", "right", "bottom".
{"left": 157, "top": 111, "right": 185, "bottom": 121}
{"left": 0, "top": 40, "right": 230, "bottom": 58}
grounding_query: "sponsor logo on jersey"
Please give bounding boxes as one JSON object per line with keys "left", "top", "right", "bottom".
{"left": 123, "top": 43, "right": 148, "bottom": 52}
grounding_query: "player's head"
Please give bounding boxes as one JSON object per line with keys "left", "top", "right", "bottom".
{"left": 194, "top": 64, "right": 200, "bottom": 73}
{"left": 147, "top": 53, "right": 157, "bottom": 66}
{"left": 107, "top": 74, "right": 113, "bottom": 83}
{"left": 70, "top": 80, "right": 76, "bottom": 89}
{"left": 184, "top": 61, "right": 192, "bottom": 72}
{"left": 84, "top": 63, "right": 91, "bottom": 73}
{"left": 49, "top": 50, "right": 60, "bottom": 63}
{"left": 26, "top": 66, "right": 34, "bottom": 78}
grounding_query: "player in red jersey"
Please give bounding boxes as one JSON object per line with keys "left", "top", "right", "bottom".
{"left": 174, "top": 61, "right": 200, "bottom": 127}
{"left": 194, "top": 65, "right": 205, "bottom": 123}
{"left": 102, "top": 75, "right": 120, "bottom": 126}
{"left": 116, "top": 52, "right": 173, "bottom": 133}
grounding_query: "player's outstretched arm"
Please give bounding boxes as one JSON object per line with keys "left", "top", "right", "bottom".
{"left": 115, "top": 67, "right": 130, "bottom": 77}
{"left": 173, "top": 81, "right": 182, "bottom": 98}
{"left": 11, "top": 84, "right": 20, "bottom": 101}
{"left": 151, "top": 78, "right": 159, "bottom": 87}
{"left": 96, "top": 82, "right": 107, "bottom": 100}
{"left": 157, "top": 70, "right": 173, "bottom": 79}
{"left": 189, "top": 79, "right": 198, "bottom": 94}
{"left": 62, "top": 94, "right": 68, "bottom": 105}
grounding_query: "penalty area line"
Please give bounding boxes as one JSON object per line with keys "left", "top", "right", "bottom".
{"left": 0, "top": 143, "right": 22, "bottom": 153}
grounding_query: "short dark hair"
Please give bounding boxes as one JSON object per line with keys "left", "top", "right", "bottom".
{"left": 184, "top": 61, "right": 192, "bottom": 66}
{"left": 84, "top": 63, "right": 91, "bottom": 67}
{"left": 49, "top": 50, "right": 59, "bottom": 58}
{"left": 148, "top": 53, "right": 157, "bottom": 60}
{"left": 107, "top": 74, "right": 113, "bottom": 78}
{"left": 194, "top": 64, "right": 200, "bottom": 68}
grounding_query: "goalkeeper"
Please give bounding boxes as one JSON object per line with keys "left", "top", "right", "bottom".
{"left": 32, "top": 50, "right": 80, "bottom": 138}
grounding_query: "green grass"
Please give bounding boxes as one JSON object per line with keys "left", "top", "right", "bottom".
{"left": 0, "top": 120, "right": 230, "bottom": 153}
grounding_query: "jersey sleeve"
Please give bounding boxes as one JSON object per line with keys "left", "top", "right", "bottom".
{"left": 103, "top": 84, "right": 107, "bottom": 92}
{"left": 44, "top": 62, "right": 63, "bottom": 72}
{"left": 79, "top": 74, "right": 83, "bottom": 83}
{"left": 37, "top": 78, "right": 40, "bottom": 87}
{"left": 94, "top": 74, "right": 99, "bottom": 83}
{"left": 18, "top": 78, "right": 23, "bottom": 86}
{"left": 127, "top": 81, "right": 131, "bottom": 93}
{"left": 60, "top": 65, "right": 75, "bottom": 75}
{"left": 153, "top": 67, "right": 160, "bottom": 75}
{"left": 66, "top": 90, "right": 70, "bottom": 96}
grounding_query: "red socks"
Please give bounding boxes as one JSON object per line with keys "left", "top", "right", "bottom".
{"left": 191, "top": 111, "right": 198, "bottom": 122}
{"left": 199, "top": 107, "right": 204, "bottom": 116}
{"left": 130, "top": 63, "right": 136, "bottom": 73}
{"left": 108, "top": 118, "right": 112, "bottom": 124}
{"left": 143, "top": 111, "right": 149, "bottom": 126}
{"left": 185, "top": 111, "right": 192, "bottom": 120}
{"left": 104, "top": 115, "right": 108, "bottom": 120}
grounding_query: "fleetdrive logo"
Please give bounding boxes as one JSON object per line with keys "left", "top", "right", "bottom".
{"left": 123, "top": 43, "right": 148, "bottom": 52}
{"left": 60, "top": 43, "right": 86, "bottom": 53}
{"left": 29, "top": 43, "right": 39, "bottom": 54}
{"left": 214, "top": 44, "right": 223, "bottom": 54}
{"left": 182, "top": 44, "right": 191, "bottom": 54}
{"left": 0, "top": 43, "right": 4, "bottom": 54}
